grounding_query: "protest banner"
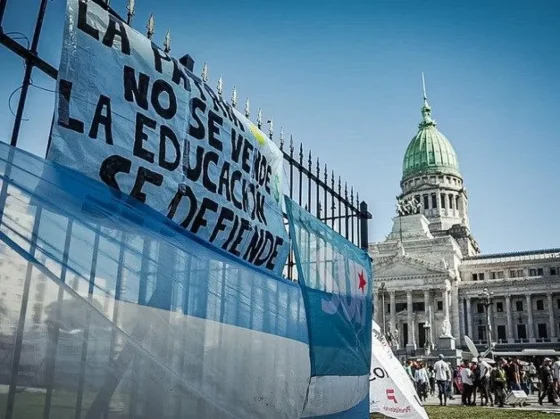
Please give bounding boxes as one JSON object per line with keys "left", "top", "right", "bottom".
{"left": 49, "top": 0, "right": 289, "bottom": 274}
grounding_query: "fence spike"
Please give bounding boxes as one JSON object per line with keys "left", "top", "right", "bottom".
{"left": 268, "top": 118, "right": 274, "bottom": 139}
{"left": 146, "top": 13, "right": 155, "bottom": 39}
{"left": 338, "top": 176, "right": 342, "bottom": 194}
{"left": 257, "top": 108, "right": 262, "bottom": 129}
{"left": 331, "top": 170, "right": 335, "bottom": 189}
{"left": 356, "top": 192, "right": 360, "bottom": 207}
{"left": 345, "top": 181, "right": 348, "bottom": 199}
{"left": 231, "top": 86, "right": 237, "bottom": 108}
{"left": 316, "top": 157, "right": 320, "bottom": 176}
{"left": 244, "top": 98, "right": 250, "bottom": 118}
{"left": 279, "top": 127, "right": 284, "bottom": 149}
{"left": 308, "top": 150, "right": 312, "bottom": 169}
{"left": 350, "top": 186, "right": 354, "bottom": 202}
{"left": 324, "top": 163, "right": 328, "bottom": 183}
{"left": 299, "top": 143, "right": 304, "bottom": 164}
{"left": 163, "top": 30, "right": 171, "bottom": 53}
{"left": 127, "top": 0, "right": 135, "bottom": 24}
{"left": 201, "top": 63, "right": 209, "bottom": 83}
{"left": 289, "top": 135, "right": 294, "bottom": 155}
{"left": 217, "top": 75, "right": 223, "bottom": 96}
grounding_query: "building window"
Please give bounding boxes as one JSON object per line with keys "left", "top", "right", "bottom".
{"left": 551, "top": 267, "right": 557, "bottom": 276}
{"left": 455, "top": 196, "right": 460, "bottom": 210}
{"left": 431, "top": 194, "right": 437, "bottom": 208}
{"left": 412, "top": 302, "right": 425, "bottom": 312}
{"left": 437, "top": 301, "right": 443, "bottom": 311}
{"left": 396, "top": 303, "right": 407, "bottom": 312}
{"left": 477, "top": 303, "right": 484, "bottom": 313}
{"left": 446, "top": 176, "right": 451, "bottom": 183}
{"left": 477, "top": 325, "right": 486, "bottom": 341}
{"left": 423, "top": 195, "right": 429, "bottom": 210}
{"left": 479, "top": 273, "right": 485, "bottom": 281}
{"left": 515, "top": 301, "right": 523, "bottom": 311}
{"left": 490, "top": 272, "right": 496, "bottom": 279}
{"left": 557, "top": 299, "right": 560, "bottom": 310}
{"left": 530, "top": 268, "right": 544, "bottom": 277}
{"left": 497, "top": 325, "right": 506, "bottom": 341}
{"left": 517, "top": 324, "right": 527, "bottom": 340}
{"left": 496, "top": 302, "right": 504, "bottom": 312}
{"left": 472, "top": 273, "right": 478, "bottom": 281}
{"left": 415, "top": 195, "right": 421, "bottom": 206}
{"left": 449, "top": 194, "right": 453, "bottom": 209}
{"left": 387, "top": 304, "right": 391, "bottom": 313}
{"left": 510, "top": 269, "right": 523, "bottom": 278}
{"left": 537, "top": 324, "right": 548, "bottom": 339}
{"left": 536, "top": 300, "right": 544, "bottom": 311}
{"left": 440, "top": 194, "right": 446, "bottom": 209}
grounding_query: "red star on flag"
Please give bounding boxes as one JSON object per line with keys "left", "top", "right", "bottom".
{"left": 358, "top": 270, "right": 367, "bottom": 293}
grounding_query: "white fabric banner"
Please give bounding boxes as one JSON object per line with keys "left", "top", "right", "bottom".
{"left": 369, "top": 322, "right": 429, "bottom": 419}
{"left": 49, "top": 0, "right": 289, "bottom": 275}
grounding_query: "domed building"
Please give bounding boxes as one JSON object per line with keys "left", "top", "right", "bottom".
{"left": 370, "top": 82, "right": 560, "bottom": 362}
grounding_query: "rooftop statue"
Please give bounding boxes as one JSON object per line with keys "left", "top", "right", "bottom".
{"left": 396, "top": 196, "right": 422, "bottom": 216}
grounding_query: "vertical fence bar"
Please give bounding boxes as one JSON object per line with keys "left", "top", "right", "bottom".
{"left": 337, "top": 176, "right": 342, "bottom": 234}
{"left": 344, "top": 183, "right": 349, "bottom": 240}
{"left": 5, "top": 207, "right": 43, "bottom": 419}
{"left": 315, "top": 158, "right": 320, "bottom": 218}
{"left": 42, "top": 218, "right": 74, "bottom": 419}
{"left": 330, "top": 171, "right": 335, "bottom": 230}
{"left": 307, "top": 151, "right": 312, "bottom": 212}
{"left": 10, "top": 0, "right": 50, "bottom": 147}
{"left": 360, "top": 201, "right": 370, "bottom": 250}
{"left": 298, "top": 144, "right": 303, "bottom": 206}
{"left": 75, "top": 228, "right": 101, "bottom": 419}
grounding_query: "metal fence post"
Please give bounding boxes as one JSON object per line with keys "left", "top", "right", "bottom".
{"left": 359, "top": 200, "right": 371, "bottom": 251}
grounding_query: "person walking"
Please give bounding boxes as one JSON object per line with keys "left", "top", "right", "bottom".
{"left": 414, "top": 362, "right": 429, "bottom": 402}
{"left": 539, "top": 358, "right": 558, "bottom": 406}
{"left": 490, "top": 359, "right": 508, "bottom": 408}
{"left": 428, "top": 365, "right": 436, "bottom": 396}
{"left": 460, "top": 360, "right": 474, "bottom": 406}
{"left": 553, "top": 356, "right": 560, "bottom": 398}
{"left": 478, "top": 358, "right": 493, "bottom": 406}
{"left": 434, "top": 354, "right": 451, "bottom": 406}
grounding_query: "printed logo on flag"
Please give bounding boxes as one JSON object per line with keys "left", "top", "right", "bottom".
{"left": 386, "top": 389, "right": 398, "bottom": 404}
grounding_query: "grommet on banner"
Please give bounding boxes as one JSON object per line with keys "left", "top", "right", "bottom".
{"left": 201, "top": 63, "right": 209, "bottom": 83}
{"left": 231, "top": 87, "right": 237, "bottom": 108}
{"left": 244, "top": 98, "right": 250, "bottom": 118}
{"left": 146, "top": 13, "right": 155, "bottom": 39}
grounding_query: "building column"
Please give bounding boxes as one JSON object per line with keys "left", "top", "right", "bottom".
{"left": 390, "top": 291, "right": 396, "bottom": 332}
{"left": 451, "top": 284, "right": 460, "bottom": 341}
{"left": 424, "top": 289, "right": 431, "bottom": 346}
{"left": 505, "top": 295, "right": 514, "bottom": 343}
{"left": 526, "top": 294, "right": 535, "bottom": 342}
{"left": 548, "top": 293, "right": 557, "bottom": 342}
{"left": 459, "top": 297, "right": 466, "bottom": 344}
{"left": 407, "top": 290, "right": 416, "bottom": 349}
{"left": 465, "top": 297, "right": 472, "bottom": 338}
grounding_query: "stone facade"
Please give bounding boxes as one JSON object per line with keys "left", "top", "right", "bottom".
{"left": 370, "top": 92, "right": 560, "bottom": 362}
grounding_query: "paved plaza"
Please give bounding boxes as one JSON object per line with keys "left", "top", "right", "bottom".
{"left": 423, "top": 391, "right": 560, "bottom": 414}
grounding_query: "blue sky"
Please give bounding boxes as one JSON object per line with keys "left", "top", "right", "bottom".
{"left": 1, "top": 0, "right": 559, "bottom": 254}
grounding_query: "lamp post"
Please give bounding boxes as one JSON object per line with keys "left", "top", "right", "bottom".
{"left": 380, "top": 282, "right": 387, "bottom": 335}
{"left": 478, "top": 287, "right": 494, "bottom": 350}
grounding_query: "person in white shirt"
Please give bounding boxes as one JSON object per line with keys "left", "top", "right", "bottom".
{"left": 414, "top": 362, "right": 429, "bottom": 402}
{"left": 477, "top": 358, "right": 493, "bottom": 406}
{"left": 553, "top": 356, "right": 560, "bottom": 396}
{"left": 460, "top": 360, "right": 474, "bottom": 405}
{"left": 434, "top": 354, "right": 451, "bottom": 406}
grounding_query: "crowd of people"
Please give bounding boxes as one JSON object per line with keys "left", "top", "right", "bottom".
{"left": 404, "top": 354, "right": 560, "bottom": 408}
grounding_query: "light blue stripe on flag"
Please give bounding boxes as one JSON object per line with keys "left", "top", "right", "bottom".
{"left": 285, "top": 197, "right": 373, "bottom": 377}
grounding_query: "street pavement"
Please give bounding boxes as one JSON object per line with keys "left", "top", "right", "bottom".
{"left": 423, "top": 390, "right": 560, "bottom": 414}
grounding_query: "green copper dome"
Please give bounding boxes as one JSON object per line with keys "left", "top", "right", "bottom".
{"left": 402, "top": 98, "right": 460, "bottom": 181}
